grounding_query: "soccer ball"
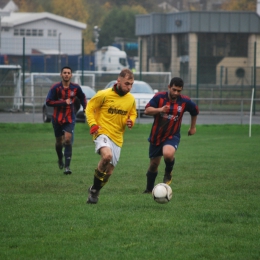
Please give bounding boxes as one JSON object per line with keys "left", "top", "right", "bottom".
{"left": 152, "top": 183, "right": 172, "bottom": 204}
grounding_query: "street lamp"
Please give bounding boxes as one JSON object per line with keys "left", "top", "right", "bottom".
{"left": 93, "top": 26, "right": 100, "bottom": 51}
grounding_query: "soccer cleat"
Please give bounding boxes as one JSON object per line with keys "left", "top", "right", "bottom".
{"left": 163, "top": 172, "right": 172, "bottom": 185}
{"left": 64, "top": 167, "right": 72, "bottom": 175}
{"left": 87, "top": 186, "right": 100, "bottom": 204}
{"left": 58, "top": 159, "right": 64, "bottom": 170}
{"left": 143, "top": 189, "right": 152, "bottom": 194}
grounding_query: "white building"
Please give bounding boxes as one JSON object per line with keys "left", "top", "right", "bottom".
{"left": 0, "top": 1, "right": 87, "bottom": 55}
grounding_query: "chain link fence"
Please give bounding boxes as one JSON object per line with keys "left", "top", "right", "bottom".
{"left": 0, "top": 37, "right": 259, "bottom": 115}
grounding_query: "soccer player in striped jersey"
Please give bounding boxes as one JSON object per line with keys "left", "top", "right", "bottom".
{"left": 85, "top": 69, "right": 137, "bottom": 204}
{"left": 143, "top": 77, "right": 199, "bottom": 193}
{"left": 46, "top": 66, "right": 87, "bottom": 175}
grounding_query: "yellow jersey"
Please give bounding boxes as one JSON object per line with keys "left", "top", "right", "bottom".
{"left": 86, "top": 87, "right": 137, "bottom": 147}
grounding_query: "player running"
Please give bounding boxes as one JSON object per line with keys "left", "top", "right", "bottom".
{"left": 85, "top": 69, "right": 137, "bottom": 204}
{"left": 46, "top": 66, "right": 87, "bottom": 175}
{"left": 143, "top": 77, "right": 199, "bottom": 193}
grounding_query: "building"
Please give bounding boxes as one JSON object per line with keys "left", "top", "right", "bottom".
{"left": 156, "top": 0, "right": 227, "bottom": 12}
{"left": 135, "top": 11, "right": 260, "bottom": 85}
{"left": 1, "top": 11, "right": 86, "bottom": 55}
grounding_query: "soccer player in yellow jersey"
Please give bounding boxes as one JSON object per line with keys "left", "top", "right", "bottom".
{"left": 85, "top": 69, "right": 137, "bottom": 204}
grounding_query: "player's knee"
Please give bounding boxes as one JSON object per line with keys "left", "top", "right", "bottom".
{"left": 64, "top": 139, "right": 72, "bottom": 146}
{"left": 149, "top": 162, "right": 159, "bottom": 172}
{"left": 102, "top": 153, "right": 112, "bottom": 164}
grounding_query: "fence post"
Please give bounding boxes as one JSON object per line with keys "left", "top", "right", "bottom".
{"left": 139, "top": 39, "right": 142, "bottom": 81}
{"left": 22, "top": 37, "right": 25, "bottom": 112}
{"left": 196, "top": 41, "right": 199, "bottom": 106}
{"left": 253, "top": 41, "right": 256, "bottom": 115}
{"left": 81, "top": 38, "right": 84, "bottom": 85}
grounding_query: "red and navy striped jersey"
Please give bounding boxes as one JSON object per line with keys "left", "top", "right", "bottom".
{"left": 46, "top": 82, "right": 87, "bottom": 124}
{"left": 146, "top": 91, "right": 199, "bottom": 145}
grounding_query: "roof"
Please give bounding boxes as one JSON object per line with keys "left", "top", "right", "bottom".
{"left": 0, "top": 0, "right": 18, "bottom": 11}
{"left": 2, "top": 12, "right": 86, "bottom": 29}
{"left": 0, "top": 0, "right": 10, "bottom": 9}
{"left": 136, "top": 11, "right": 260, "bottom": 35}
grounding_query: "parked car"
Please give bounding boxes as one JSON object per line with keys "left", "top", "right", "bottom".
{"left": 42, "top": 86, "right": 96, "bottom": 123}
{"left": 104, "top": 80, "right": 157, "bottom": 117}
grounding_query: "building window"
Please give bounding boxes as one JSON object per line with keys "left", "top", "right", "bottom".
{"left": 32, "top": 29, "right": 37, "bottom": 36}
{"left": 38, "top": 30, "right": 43, "bottom": 36}
{"left": 26, "top": 29, "right": 31, "bottom": 36}
{"left": 48, "top": 29, "right": 57, "bottom": 37}
{"left": 20, "top": 29, "right": 25, "bottom": 36}
{"left": 14, "top": 29, "right": 19, "bottom": 35}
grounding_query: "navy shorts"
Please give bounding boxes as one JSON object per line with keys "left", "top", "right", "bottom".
{"left": 149, "top": 136, "right": 180, "bottom": 158}
{"left": 52, "top": 121, "right": 75, "bottom": 138}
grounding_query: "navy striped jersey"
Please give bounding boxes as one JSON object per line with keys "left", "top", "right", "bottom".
{"left": 146, "top": 91, "right": 199, "bottom": 145}
{"left": 46, "top": 82, "right": 87, "bottom": 124}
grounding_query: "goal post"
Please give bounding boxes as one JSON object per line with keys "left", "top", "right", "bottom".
{"left": 0, "top": 65, "right": 22, "bottom": 111}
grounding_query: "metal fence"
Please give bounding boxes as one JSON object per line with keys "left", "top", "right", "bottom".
{"left": 0, "top": 37, "right": 259, "bottom": 114}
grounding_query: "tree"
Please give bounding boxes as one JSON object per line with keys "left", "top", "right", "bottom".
{"left": 221, "top": 0, "right": 255, "bottom": 11}
{"left": 51, "top": 0, "right": 88, "bottom": 23}
{"left": 98, "top": 5, "right": 146, "bottom": 49}
{"left": 14, "top": 0, "right": 52, "bottom": 12}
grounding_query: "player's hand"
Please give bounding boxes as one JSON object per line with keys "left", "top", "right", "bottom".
{"left": 188, "top": 127, "right": 196, "bottom": 136}
{"left": 127, "top": 117, "right": 133, "bottom": 129}
{"left": 65, "top": 98, "right": 71, "bottom": 105}
{"left": 161, "top": 105, "right": 170, "bottom": 113}
{"left": 90, "top": 125, "right": 99, "bottom": 135}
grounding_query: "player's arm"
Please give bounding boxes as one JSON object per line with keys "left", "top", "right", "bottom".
{"left": 77, "top": 86, "right": 87, "bottom": 110}
{"left": 85, "top": 91, "right": 105, "bottom": 128}
{"left": 187, "top": 99, "right": 199, "bottom": 136}
{"left": 127, "top": 100, "right": 137, "bottom": 129}
{"left": 144, "top": 105, "right": 169, "bottom": 115}
{"left": 46, "top": 86, "right": 67, "bottom": 107}
{"left": 188, "top": 115, "right": 197, "bottom": 136}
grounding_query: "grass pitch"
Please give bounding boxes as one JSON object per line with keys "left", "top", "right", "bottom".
{"left": 0, "top": 123, "right": 259, "bottom": 260}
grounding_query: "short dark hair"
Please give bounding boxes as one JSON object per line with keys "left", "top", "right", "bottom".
{"left": 119, "top": 69, "right": 134, "bottom": 80}
{"left": 169, "top": 77, "right": 183, "bottom": 88}
{"left": 61, "top": 66, "right": 72, "bottom": 73}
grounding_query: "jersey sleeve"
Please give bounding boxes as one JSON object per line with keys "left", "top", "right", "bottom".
{"left": 85, "top": 90, "right": 105, "bottom": 127}
{"left": 185, "top": 99, "right": 199, "bottom": 116}
{"left": 76, "top": 86, "right": 87, "bottom": 110}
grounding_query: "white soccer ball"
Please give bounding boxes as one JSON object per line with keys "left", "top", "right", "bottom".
{"left": 152, "top": 183, "right": 172, "bottom": 204}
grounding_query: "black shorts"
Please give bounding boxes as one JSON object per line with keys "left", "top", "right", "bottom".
{"left": 149, "top": 136, "right": 180, "bottom": 158}
{"left": 52, "top": 121, "right": 75, "bottom": 138}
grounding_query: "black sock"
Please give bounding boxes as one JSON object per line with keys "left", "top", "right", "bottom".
{"left": 92, "top": 169, "right": 109, "bottom": 191}
{"left": 164, "top": 158, "right": 175, "bottom": 173}
{"left": 64, "top": 144, "right": 72, "bottom": 167}
{"left": 93, "top": 175, "right": 103, "bottom": 191}
{"left": 146, "top": 171, "right": 158, "bottom": 191}
{"left": 55, "top": 144, "right": 63, "bottom": 161}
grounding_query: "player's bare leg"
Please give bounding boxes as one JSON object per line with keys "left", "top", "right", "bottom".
{"left": 87, "top": 147, "right": 114, "bottom": 204}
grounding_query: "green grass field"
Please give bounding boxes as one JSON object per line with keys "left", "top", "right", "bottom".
{"left": 1, "top": 123, "right": 260, "bottom": 260}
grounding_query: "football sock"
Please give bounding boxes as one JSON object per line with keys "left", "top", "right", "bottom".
{"left": 93, "top": 169, "right": 109, "bottom": 190}
{"left": 55, "top": 143, "right": 63, "bottom": 161}
{"left": 146, "top": 171, "right": 158, "bottom": 191}
{"left": 64, "top": 144, "right": 72, "bottom": 167}
{"left": 164, "top": 158, "right": 175, "bottom": 173}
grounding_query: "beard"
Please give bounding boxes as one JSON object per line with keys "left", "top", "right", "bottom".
{"left": 169, "top": 93, "right": 177, "bottom": 100}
